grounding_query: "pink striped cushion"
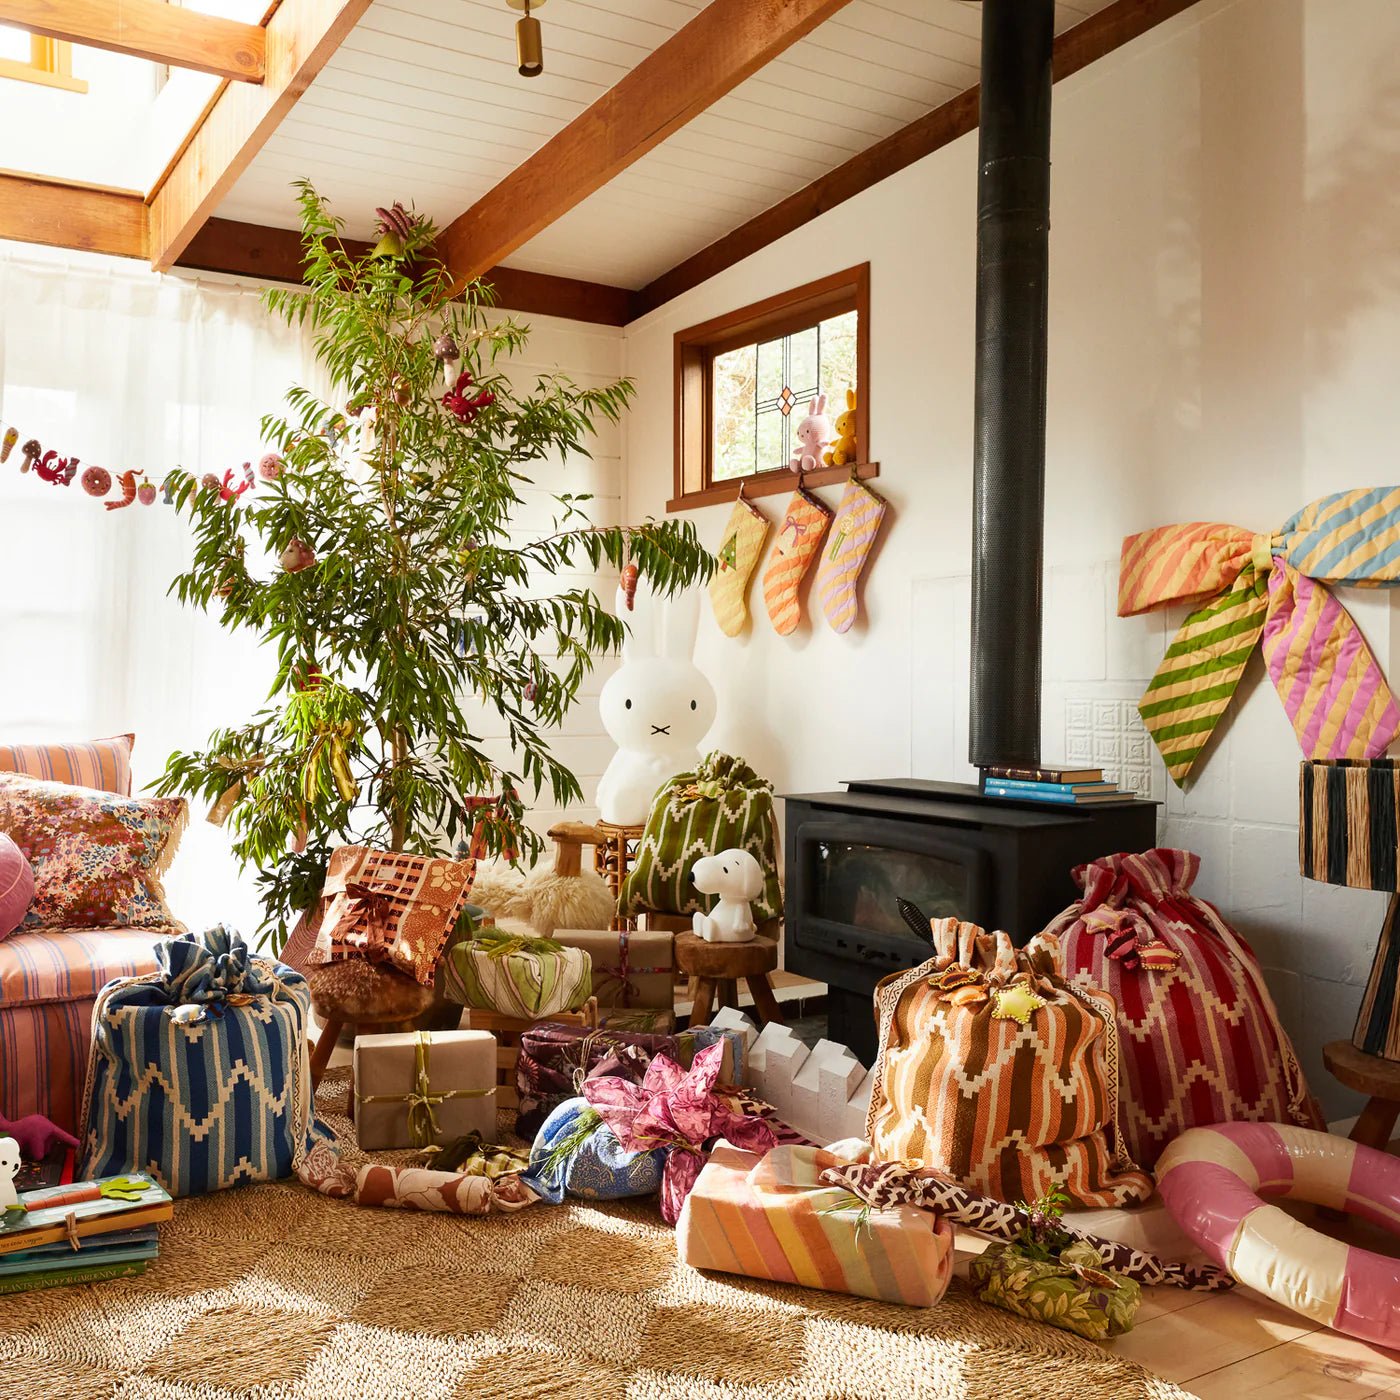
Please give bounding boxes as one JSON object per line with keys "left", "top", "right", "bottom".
{"left": 0, "top": 926, "right": 164, "bottom": 1009}
{"left": 0, "top": 996, "right": 98, "bottom": 1133}
{"left": 0, "top": 734, "right": 134, "bottom": 796}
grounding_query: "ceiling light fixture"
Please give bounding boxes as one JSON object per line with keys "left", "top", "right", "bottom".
{"left": 507, "top": 0, "right": 546, "bottom": 79}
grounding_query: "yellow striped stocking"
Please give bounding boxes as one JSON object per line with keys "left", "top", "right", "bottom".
{"left": 763, "top": 489, "right": 832, "bottom": 635}
{"left": 709, "top": 495, "right": 771, "bottom": 637}
{"left": 817, "top": 478, "right": 887, "bottom": 634}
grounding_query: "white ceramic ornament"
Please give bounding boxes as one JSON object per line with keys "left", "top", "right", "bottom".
{"left": 0, "top": 1135, "right": 20, "bottom": 1210}
{"left": 596, "top": 579, "right": 716, "bottom": 826}
{"left": 691, "top": 849, "right": 763, "bottom": 943}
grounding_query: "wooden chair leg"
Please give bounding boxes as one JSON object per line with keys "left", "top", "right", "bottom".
{"left": 745, "top": 974, "right": 785, "bottom": 1028}
{"left": 309, "top": 1018, "right": 342, "bottom": 1090}
{"left": 718, "top": 978, "right": 738, "bottom": 1011}
{"left": 691, "top": 977, "right": 717, "bottom": 1027}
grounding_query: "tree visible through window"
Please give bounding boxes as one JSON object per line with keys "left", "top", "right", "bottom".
{"left": 712, "top": 310, "right": 858, "bottom": 482}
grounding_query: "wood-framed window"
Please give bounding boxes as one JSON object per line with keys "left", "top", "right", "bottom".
{"left": 670, "top": 263, "right": 872, "bottom": 512}
{"left": 0, "top": 30, "right": 88, "bottom": 93}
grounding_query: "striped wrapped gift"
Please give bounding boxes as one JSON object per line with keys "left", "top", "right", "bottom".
{"left": 676, "top": 1143, "right": 955, "bottom": 1307}
{"left": 1299, "top": 758, "right": 1400, "bottom": 1058}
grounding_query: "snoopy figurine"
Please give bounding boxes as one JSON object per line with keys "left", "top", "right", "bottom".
{"left": 0, "top": 1136, "right": 21, "bottom": 1211}
{"left": 691, "top": 850, "right": 764, "bottom": 943}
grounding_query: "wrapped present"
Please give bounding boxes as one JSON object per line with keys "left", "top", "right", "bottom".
{"left": 968, "top": 1240, "right": 1141, "bottom": 1340}
{"left": 317, "top": 845, "right": 476, "bottom": 986}
{"left": 677, "top": 1143, "right": 955, "bottom": 1306}
{"left": 520, "top": 1098, "right": 667, "bottom": 1203}
{"left": 515, "top": 1023, "right": 680, "bottom": 1139}
{"left": 676, "top": 1024, "right": 747, "bottom": 1087}
{"left": 80, "top": 925, "right": 329, "bottom": 1197}
{"left": 601, "top": 1008, "right": 676, "bottom": 1034}
{"left": 352, "top": 1029, "right": 496, "bottom": 1151}
{"left": 555, "top": 928, "right": 674, "bottom": 1016}
{"left": 443, "top": 929, "right": 592, "bottom": 1018}
{"left": 583, "top": 1040, "right": 777, "bottom": 1223}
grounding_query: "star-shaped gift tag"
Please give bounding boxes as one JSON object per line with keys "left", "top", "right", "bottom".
{"left": 990, "top": 982, "right": 1046, "bottom": 1026}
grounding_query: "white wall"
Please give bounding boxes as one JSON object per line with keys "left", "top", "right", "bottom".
{"left": 620, "top": 0, "right": 1400, "bottom": 1118}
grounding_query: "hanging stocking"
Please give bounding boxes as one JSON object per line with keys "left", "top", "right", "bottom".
{"left": 816, "top": 477, "right": 887, "bottom": 634}
{"left": 763, "top": 488, "right": 832, "bottom": 635}
{"left": 709, "top": 492, "right": 770, "bottom": 637}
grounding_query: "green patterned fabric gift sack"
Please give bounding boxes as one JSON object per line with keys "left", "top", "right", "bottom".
{"left": 619, "top": 752, "right": 782, "bottom": 921}
{"left": 968, "top": 1240, "right": 1141, "bottom": 1340}
{"left": 444, "top": 928, "right": 592, "bottom": 1018}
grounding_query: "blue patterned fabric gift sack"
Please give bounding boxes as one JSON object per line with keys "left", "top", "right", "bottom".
{"left": 521, "top": 1097, "right": 665, "bottom": 1204}
{"left": 80, "top": 924, "right": 331, "bottom": 1197}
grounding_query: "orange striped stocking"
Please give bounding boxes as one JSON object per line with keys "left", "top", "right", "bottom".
{"left": 816, "top": 478, "right": 887, "bottom": 634}
{"left": 709, "top": 495, "right": 771, "bottom": 637}
{"left": 763, "top": 489, "right": 832, "bottom": 635}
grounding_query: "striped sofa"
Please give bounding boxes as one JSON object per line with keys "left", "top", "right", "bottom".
{"left": 0, "top": 927, "right": 163, "bottom": 1133}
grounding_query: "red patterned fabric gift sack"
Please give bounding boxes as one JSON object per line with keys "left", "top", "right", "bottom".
{"left": 1041, "top": 847, "right": 1323, "bottom": 1169}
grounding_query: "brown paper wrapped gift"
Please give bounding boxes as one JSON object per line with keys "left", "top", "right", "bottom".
{"left": 352, "top": 1029, "right": 497, "bottom": 1151}
{"left": 555, "top": 928, "right": 674, "bottom": 1014}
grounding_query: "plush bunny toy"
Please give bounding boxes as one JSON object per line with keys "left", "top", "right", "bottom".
{"left": 790, "top": 393, "right": 833, "bottom": 472}
{"left": 596, "top": 579, "right": 716, "bottom": 826}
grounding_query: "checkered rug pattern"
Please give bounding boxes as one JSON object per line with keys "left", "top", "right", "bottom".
{"left": 0, "top": 1073, "right": 1192, "bottom": 1399}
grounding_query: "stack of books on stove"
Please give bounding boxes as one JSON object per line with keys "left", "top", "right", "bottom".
{"left": 979, "top": 765, "right": 1134, "bottom": 805}
{"left": 0, "top": 1173, "right": 172, "bottom": 1294}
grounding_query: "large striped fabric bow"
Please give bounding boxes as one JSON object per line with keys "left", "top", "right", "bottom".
{"left": 1120, "top": 488, "right": 1400, "bottom": 784}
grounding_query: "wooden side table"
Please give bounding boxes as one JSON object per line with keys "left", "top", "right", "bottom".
{"left": 1324, "top": 1039, "right": 1400, "bottom": 1151}
{"left": 675, "top": 932, "right": 785, "bottom": 1028}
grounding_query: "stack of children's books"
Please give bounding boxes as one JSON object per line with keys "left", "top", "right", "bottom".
{"left": 0, "top": 1173, "right": 172, "bottom": 1294}
{"left": 979, "top": 764, "right": 1135, "bottom": 805}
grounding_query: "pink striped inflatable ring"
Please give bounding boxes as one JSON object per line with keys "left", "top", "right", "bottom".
{"left": 1158, "top": 1122, "right": 1400, "bottom": 1347}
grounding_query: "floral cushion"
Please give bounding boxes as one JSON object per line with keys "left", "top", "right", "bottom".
{"left": 0, "top": 773, "right": 186, "bottom": 932}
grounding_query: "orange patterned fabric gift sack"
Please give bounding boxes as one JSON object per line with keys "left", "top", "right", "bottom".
{"left": 313, "top": 846, "right": 476, "bottom": 987}
{"left": 866, "top": 916, "right": 1151, "bottom": 1208}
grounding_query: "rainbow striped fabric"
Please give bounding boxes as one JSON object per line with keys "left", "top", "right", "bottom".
{"left": 675, "top": 1143, "right": 955, "bottom": 1307}
{"left": 1120, "top": 488, "right": 1400, "bottom": 784}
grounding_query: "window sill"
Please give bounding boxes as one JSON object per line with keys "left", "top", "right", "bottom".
{"left": 0, "top": 59, "right": 88, "bottom": 92}
{"left": 667, "top": 460, "right": 879, "bottom": 514}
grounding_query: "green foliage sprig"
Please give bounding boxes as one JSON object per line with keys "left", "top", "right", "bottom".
{"left": 156, "top": 184, "right": 712, "bottom": 949}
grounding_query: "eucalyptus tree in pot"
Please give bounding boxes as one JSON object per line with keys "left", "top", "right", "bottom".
{"left": 156, "top": 185, "right": 711, "bottom": 950}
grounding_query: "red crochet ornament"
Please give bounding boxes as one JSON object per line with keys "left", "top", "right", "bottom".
{"left": 442, "top": 372, "right": 495, "bottom": 424}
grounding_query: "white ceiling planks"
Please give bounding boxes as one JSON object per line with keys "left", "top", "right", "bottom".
{"left": 215, "top": 0, "right": 1119, "bottom": 288}
{"left": 216, "top": 0, "right": 703, "bottom": 234}
{"left": 504, "top": 0, "right": 1115, "bottom": 288}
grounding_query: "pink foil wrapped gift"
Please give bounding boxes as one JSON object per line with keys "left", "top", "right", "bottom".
{"left": 582, "top": 1040, "right": 776, "bottom": 1224}
{"left": 677, "top": 1143, "right": 956, "bottom": 1307}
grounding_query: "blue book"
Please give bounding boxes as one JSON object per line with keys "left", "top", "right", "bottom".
{"left": 984, "top": 777, "right": 1116, "bottom": 794}
{"left": 983, "top": 784, "right": 1128, "bottom": 806}
{"left": 0, "top": 1226, "right": 159, "bottom": 1276}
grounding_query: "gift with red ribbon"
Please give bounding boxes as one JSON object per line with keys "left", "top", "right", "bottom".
{"left": 554, "top": 928, "right": 674, "bottom": 1023}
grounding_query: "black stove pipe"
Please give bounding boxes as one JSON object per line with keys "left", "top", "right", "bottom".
{"left": 968, "top": 0, "right": 1054, "bottom": 769}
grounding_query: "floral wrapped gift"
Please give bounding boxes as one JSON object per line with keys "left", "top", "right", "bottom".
{"left": 316, "top": 845, "right": 476, "bottom": 986}
{"left": 519, "top": 1097, "right": 667, "bottom": 1204}
{"left": 554, "top": 928, "right": 674, "bottom": 1023}
{"left": 514, "top": 1023, "right": 680, "bottom": 1139}
{"left": 443, "top": 928, "right": 592, "bottom": 1018}
{"left": 677, "top": 1143, "right": 955, "bottom": 1306}
{"left": 966, "top": 1192, "right": 1142, "bottom": 1340}
{"left": 352, "top": 1029, "right": 497, "bottom": 1151}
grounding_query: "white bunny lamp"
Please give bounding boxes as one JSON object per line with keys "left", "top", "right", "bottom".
{"left": 0, "top": 1135, "right": 20, "bottom": 1210}
{"left": 691, "top": 850, "right": 763, "bottom": 943}
{"left": 596, "top": 579, "right": 716, "bottom": 826}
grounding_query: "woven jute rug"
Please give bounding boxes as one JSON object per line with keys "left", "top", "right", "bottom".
{"left": 0, "top": 1073, "right": 1191, "bottom": 1400}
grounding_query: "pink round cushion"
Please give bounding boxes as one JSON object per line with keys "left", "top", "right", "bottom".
{"left": 0, "top": 833, "right": 35, "bottom": 939}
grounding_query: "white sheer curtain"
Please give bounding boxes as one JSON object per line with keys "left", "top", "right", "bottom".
{"left": 0, "top": 242, "right": 325, "bottom": 946}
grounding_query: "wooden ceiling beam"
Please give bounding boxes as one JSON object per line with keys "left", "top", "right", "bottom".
{"left": 176, "top": 217, "right": 638, "bottom": 326}
{"left": 0, "top": 171, "right": 146, "bottom": 259}
{"left": 146, "top": 0, "right": 373, "bottom": 274}
{"left": 631, "top": 0, "right": 1205, "bottom": 319}
{"left": 436, "top": 0, "right": 859, "bottom": 290}
{"left": 0, "top": 0, "right": 265, "bottom": 82}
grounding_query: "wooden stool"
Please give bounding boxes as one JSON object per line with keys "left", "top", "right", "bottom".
{"left": 306, "top": 961, "right": 438, "bottom": 1113}
{"left": 1324, "top": 1039, "right": 1400, "bottom": 1151}
{"left": 675, "top": 933, "right": 784, "bottom": 1028}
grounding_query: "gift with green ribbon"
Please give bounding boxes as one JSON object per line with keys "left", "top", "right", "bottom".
{"left": 442, "top": 927, "right": 593, "bottom": 1019}
{"left": 352, "top": 1029, "right": 498, "bottom": 1151}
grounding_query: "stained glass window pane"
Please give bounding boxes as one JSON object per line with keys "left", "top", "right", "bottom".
{"left": 710, "top": 308, "right": 859, "bottom": 483}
